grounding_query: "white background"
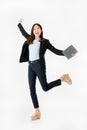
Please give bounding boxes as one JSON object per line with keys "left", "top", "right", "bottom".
{"left": 0, "top": 0, "right": 87, "bottom": 130}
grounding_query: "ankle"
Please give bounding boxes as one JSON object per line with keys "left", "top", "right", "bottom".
{"left": 35, "top": 108, "right": 40, "bottom": 113}
{"left": 60, "top": 74, "right": 66, "bottom": 82}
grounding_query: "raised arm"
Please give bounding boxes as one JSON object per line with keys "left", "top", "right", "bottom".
{"left": 47, "top": 40, "right": 64, "bottom": 56}
{"left": 17, "top": 19, "right": 30, "bottom": 39}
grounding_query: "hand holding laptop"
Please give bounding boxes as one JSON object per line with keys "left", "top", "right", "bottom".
{"left": 63, "top": 45, "right": 78, "bottom": 59}
{"left": 71, "top": 53, "right": 76, "bottom": 57}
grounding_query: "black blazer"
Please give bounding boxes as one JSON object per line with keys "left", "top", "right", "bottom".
{"left": 18, "top": 23, "right": 64, "bottom": 69}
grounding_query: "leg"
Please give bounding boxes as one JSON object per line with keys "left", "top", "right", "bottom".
{"left": 28, "top": 64, "right": 39, "bottom": 108}
{"left": 34, "top": 62, "right": 61, "bottom": 91}
{"left": 34, "top": 62, "right": 72, "bottom": 91}
{"left": 37, "top": 70, "right": 72, "bottom": 91}
{"left": 28, "top": 64, "right": 41, "bottom": 120}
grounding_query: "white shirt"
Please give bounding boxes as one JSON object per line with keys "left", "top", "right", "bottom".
{"left": 29, "top": 39, "right": 40, "bottom": 61}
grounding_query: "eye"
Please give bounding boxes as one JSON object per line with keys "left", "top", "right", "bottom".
{"left": 33, "top": 28, "right": 36, "bottom": 31}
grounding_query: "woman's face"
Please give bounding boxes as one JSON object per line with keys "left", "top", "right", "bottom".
{"left": 33, "top": 25, "right": 42, "bottom": 38}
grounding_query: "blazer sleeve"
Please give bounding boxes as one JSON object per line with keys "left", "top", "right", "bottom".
{"left": 17, "top": 23, "right": 30, "bottom": 39}
{"left": 47, "top": 40, "right": 64, "bottom": 56}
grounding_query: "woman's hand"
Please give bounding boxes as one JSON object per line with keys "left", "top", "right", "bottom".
{"left": 71, "top": 53, "right": 76, "bottom": 57}
{"left": 18, "top": 18, "right": 22, "bottom": 24}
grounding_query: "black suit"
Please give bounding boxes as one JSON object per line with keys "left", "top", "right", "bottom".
{"left": 17, "top": 23, "right": 64, "bottom": 108}
{"left": 18, "top": 23, "right": 64, "bottom": 69}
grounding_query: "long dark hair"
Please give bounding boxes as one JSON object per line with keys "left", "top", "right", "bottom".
{"left": 27, "top": 23, "right": 44, "bottom": 44}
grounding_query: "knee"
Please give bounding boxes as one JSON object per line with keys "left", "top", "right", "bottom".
{"left": 42, "top": 87, "right": 48, "bottom": 92}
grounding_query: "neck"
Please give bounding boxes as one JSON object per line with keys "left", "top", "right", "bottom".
{"left": 35, "top": 37, "right": 40, "bottom": 41}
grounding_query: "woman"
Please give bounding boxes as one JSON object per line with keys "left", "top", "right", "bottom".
{"left": 17, "top": 19, "right": 72, "bottom": 120}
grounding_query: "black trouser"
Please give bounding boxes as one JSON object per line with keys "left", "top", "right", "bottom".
{"left": 28, "top": 59, "right": 61, "bottom": 108}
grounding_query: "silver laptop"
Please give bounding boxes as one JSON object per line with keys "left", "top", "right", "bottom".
{"left": 63, "top": 45, "right": 78, "bottom": 59}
